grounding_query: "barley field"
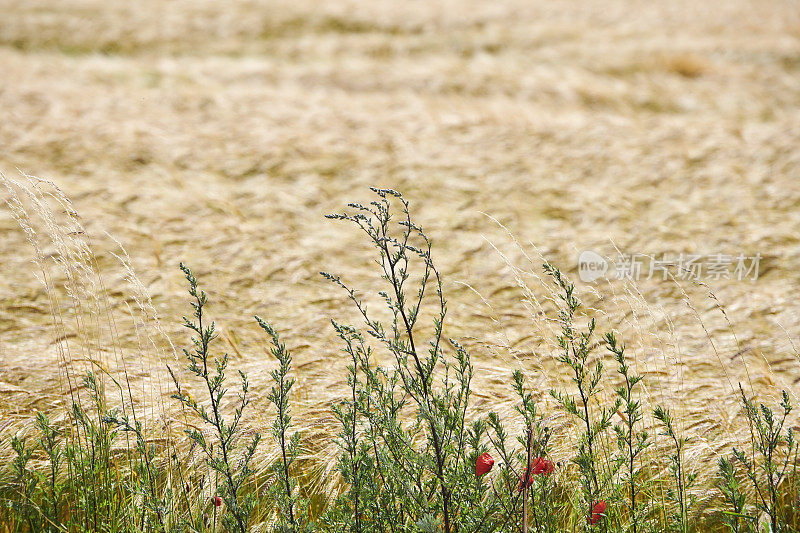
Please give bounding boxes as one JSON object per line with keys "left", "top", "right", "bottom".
{"left": 1, "top": 0, "right": 800, "bottom": 530}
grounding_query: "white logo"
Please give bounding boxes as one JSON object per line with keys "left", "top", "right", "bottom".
{"left": 578, "top": 251, "right": 608, "bottom": 282}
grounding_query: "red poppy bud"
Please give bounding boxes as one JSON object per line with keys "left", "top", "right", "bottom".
{"left": 475, "top": 452, "right": 494, "bottom": 477}
{"left": 588, "top": 500, "right": 606, "bottom": 525}
{"left": 212, "top": 496, "right": 223, "bottom": 507}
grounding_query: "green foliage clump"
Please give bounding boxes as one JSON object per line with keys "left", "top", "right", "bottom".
{"left": 1, "top": 187, "right": 799, "bottom": 533}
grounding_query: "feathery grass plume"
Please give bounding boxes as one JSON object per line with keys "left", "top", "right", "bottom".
{"left": 169, "top": 263, "right": 260, "bottom": 533}
{"left": 0, "top": 172, "right": 186, "bottom": 532}
{"left": 256, "top": 315, "right": 311, "bottom": 532}
{"left": 545, "top": 262, "right": 620, "bottom": 530}
{"left": 731, "top": 386, "right": 796, "bottom": 532}
{"left": 1, "top": 174, "right": 124, "bottom": 531}
{"left": 606, "top": 331, "right": 651, "bottom": 533}
{"left": 653, "top": 405, "right": 695, "bottom": 533}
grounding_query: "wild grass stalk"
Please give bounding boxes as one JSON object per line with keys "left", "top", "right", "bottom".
{"left": 545, "top": 262, "right": 620, "bottom": 530}
{"left": 168, "top": 263, "right": 260, "bottom": 533}
{"left": 731, "top": 385, "right": 796, "bottom": 532}
{"left": 606, "top": 332, "right": 650, "bottom": 533}
{"left": 653, "top": 405, "right": 694, "bottom": 533}
{"left": 321, "top": 188, "right": 470, "bottom": 532}
{"left": 257, "top": 315, "right": 310, "bottom": 532}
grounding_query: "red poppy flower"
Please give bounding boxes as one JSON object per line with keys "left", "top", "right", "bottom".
{"left": 531, "top": 457, "right": 554, "bottom": 476}
{"left": 212, "top": 496, "right": 223, "bottom": 507}
{"left": 475, "top": 452, "right": 494, "bottom": 477}
{"left": 587, "top": 500, "right": 606, "bottom": 525}
{"left": 517, "top": 457, "right": 555, "bottom": 491}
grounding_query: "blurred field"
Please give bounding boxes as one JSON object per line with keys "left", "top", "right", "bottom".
{"left": 2, "top": 0, "right": 800, "bottom": 509}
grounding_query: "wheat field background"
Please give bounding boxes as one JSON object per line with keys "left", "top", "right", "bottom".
{"left": 1, "top": 0, "right": 800, "bottom": 511}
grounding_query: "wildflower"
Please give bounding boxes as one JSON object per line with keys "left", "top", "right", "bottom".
{"left": 212, "top": 496, "right": 223, "bottom": 507}
{"left": 517, "top": 457, "right": 555, "bottom": 491}
{"left": 587, "top": 500, "right": 606, "bottom": 525}
{"left": 475, "top": 452, "right": 494, "bottom": 477}
{"left": 531, "top": 457, "right": 554, "bottom": 476}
